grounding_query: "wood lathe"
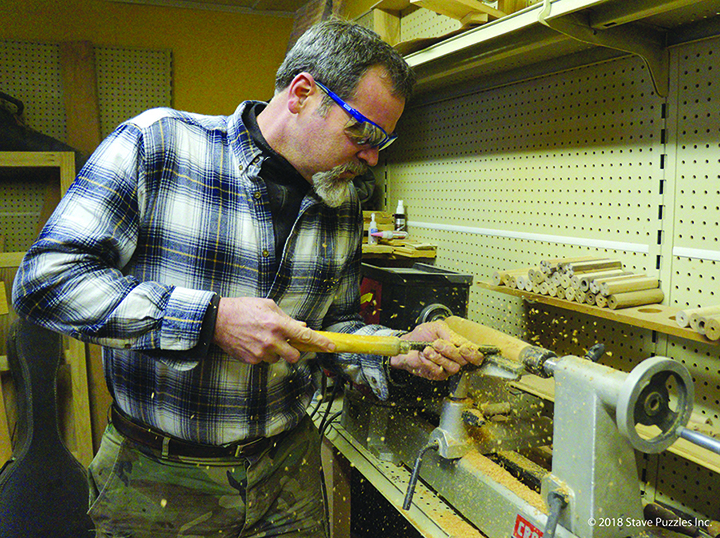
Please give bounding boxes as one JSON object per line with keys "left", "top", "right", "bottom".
{"left": 335, "top": 316, "right": 719, "bottom": 538}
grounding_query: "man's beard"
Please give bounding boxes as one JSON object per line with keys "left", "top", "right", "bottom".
{"left": 312, "top": 161, "right": 367, "bottom": 208}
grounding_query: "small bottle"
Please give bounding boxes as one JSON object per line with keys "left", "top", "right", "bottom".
{"left": 368, "top": 213, "right": 378, "bottom": 245}
{"left": 394, "top": 200, "right": 407, "bottom": 232}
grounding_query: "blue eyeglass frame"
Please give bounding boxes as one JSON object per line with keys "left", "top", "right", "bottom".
{"left": 315, "top": 81, "right": 398, "bottom": 150}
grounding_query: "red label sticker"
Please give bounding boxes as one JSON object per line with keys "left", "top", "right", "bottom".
{"left": 513, "top": 515, "right": 543, "bottom": 538}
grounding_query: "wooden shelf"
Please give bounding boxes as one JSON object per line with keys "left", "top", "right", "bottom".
{"left": 477, "top": 280, "right": 717, "bottom": 345}
{"left": 396, "top": 0, "right": 720, "bottom": 97}
{"left": 0, "top": 151, "right": 75, "bottom": 193}
{"left": 513, "top": 376, "right": 720, "bottom": 475}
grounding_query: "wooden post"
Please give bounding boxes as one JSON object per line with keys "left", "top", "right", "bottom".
{"left": 60, "top": 41, "right": 101, "bottom": 156}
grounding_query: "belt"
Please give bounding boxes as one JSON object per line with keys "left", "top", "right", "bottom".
{"left": 110, "top": 406, "right": 274, "bottom": 459}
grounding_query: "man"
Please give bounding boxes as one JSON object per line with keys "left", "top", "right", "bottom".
{"left": 13, "top": 19, "right": 482, "bottom": 537}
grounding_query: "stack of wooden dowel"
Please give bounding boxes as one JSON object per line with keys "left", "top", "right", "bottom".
{"left": 492, "top": 256, "right": 664, "bottom": 310}
{"left": 676, "top": 305, "right": 720, "bottom": 341}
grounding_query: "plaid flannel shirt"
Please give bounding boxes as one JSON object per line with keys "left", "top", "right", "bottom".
{"left": 12, "top": 102, "right": 399, "bottom": 444}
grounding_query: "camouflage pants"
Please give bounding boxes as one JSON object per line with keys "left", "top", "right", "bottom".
{"left": 87, "top": 415, "right": 328, "bottom": 538}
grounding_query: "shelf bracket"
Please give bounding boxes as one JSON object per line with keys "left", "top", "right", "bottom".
{"left": 538, "top": 1, "right": 669, "bottom": 97}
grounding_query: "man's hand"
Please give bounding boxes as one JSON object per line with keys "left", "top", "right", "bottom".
{"left": 212, "top": 297, "right": 335, "bottom": 365}
{"left": 390, "top": 320, "right": 484, "bottom": 380}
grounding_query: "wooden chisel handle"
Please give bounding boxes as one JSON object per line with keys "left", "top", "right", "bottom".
{"left": 292, "top": 331, "right": 430, "bottom": 356}
{"left": 293, "top": 331, "right": 500, "bottom": 358}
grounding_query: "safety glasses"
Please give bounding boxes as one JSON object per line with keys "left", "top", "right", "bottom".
{"left": 315, "top": 81, "right": 398, "bottom": 151}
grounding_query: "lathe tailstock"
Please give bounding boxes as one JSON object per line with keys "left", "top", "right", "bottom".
{"left": 339, "top": 316, "right": 709, "bottom": 538}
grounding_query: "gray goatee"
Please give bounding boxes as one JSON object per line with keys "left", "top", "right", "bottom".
{"left": 312, "top": 161, "right": 367, "bottom": 208}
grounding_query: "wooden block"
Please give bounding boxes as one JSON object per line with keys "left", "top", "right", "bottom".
{"left": 498, "top": 0, "right": 523, "bottom": 13}
{"left": 411, "top": 0, "right": 491, "bottom": 24}
{"left": 392, "top": 246, "right": 437, "bottom": 258}
{"left": 373, "top": 8, "right": 402, "bottom": 46}
{"left": 363, "top": 222, "right": 394, "bottom": 233}
{"left": 452, "top": 0, "right": 506, "bottom": 18}
{"left": 362, "top": 244, "right": 394, "bottom": 255}
{"left": 363, "top": 211, "right": 393, "bottom": 224}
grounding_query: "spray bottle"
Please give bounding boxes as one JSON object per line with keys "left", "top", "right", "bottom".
{"left": 394, "top": 200, "right": 407, "bottom": 232}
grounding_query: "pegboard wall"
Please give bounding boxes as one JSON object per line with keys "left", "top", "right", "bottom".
{"left": 381, "top": 33, "right": 720, "bottom": 520}
{"left": 0, "top": 41, "right": 67, "bottom": 142}
{"left": 0, "top": 39, "right": 172, "bottom": 252}
{"left": 95, "top": 45, "right": 172, "bottom": 139}
{"left": 385, "top": 54, "right": 663, "bottom": 333}
{"left": 1, "top": 40, "right": 172, "bottom": 141}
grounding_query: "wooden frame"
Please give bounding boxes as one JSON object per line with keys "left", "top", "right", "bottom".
{"left": 0, "top": 151, "right": 94, "bottom": 466}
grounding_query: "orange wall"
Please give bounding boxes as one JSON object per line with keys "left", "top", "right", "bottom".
{"left": 0, "top": 0, "right": 295, "bottom": 115}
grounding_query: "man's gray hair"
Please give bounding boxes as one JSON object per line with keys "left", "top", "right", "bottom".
{"left": 275, "top": 19, "right": 415, "bottom": 105}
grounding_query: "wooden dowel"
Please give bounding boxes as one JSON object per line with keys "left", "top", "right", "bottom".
{"left": 564, "top": 259, "right": 623, "bottom": 276}
{"left": 689, "top": 313, "right": 707, "bottom": 334}
{"left": 538, "top": 281, "right": 549, "bottom": 295}
{"left": 572, "top": 269, "right": 625, "bottom": 290}
{"left": 590, "top": 273, "right": 646, "bottom": 295}
{"left": 607, "top": 289, "right": 665, "bottom": 310}
{"left": 564, "top": 286, "right": 576, "bottom": 302}
{"left": 676, "top": 305, "right": 720, "bottom": 328}
{"left": 579, "top": 269, "right": 631, "bottom": 292}
{"left": 694, "top": 314, "right": 711, "bottom": 335}
{"left": 501, "top": 268, "right": 534, "bottom": 287}
{"left": 703, "top": 314, "right": 720, "bottom": 341}
{"left": 601, "top": 277, "right": 659, "bottom": 297}
{"left": 529, "top": 268, "right": 546, "bottom": 284}
{"left": 516, "top": 275, "right": 531, "bottom": 291}
{"left": 445, "top": 316, "right": 545, "bottom": 364}
{"left": 540, "top": 256, "right": 600, "bottom": 274}
{"left": 547, "top": 282, "right": 558, "bottom": 297}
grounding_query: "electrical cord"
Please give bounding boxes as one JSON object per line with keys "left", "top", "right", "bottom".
{"left": 319, "top": 410, "right": 343, "bottom": 438}
{"left": 318, "top": 377, "right": 344, "bottom": 437}
{"left": 308, "top": 374, "right": 328, "bottom": 421}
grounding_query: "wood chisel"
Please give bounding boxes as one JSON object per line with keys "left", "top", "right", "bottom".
{"left": 292, "top": 331, "right": 499, "bottom": 357}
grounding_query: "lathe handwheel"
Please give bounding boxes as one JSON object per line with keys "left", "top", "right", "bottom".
{"left": 616, "top": 357, "right": 694, "bottom": 453}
